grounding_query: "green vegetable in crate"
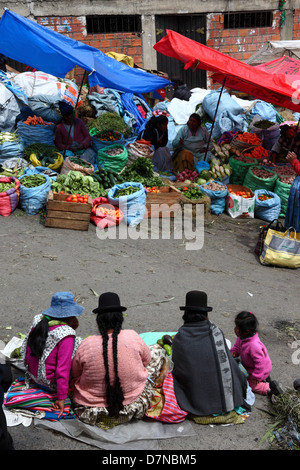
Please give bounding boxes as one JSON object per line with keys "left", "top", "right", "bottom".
{"left": 51, "top": 171, "right": 105, "bottom": 198}
{"left": 180, "top": 187, "right": 204, "bottom": 200}
{"left": 20, "top": 174, "right": 46, "bottom": 188}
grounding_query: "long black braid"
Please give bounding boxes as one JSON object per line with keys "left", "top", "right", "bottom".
{"left": 97, "top": 311, "right": 125, "bottom": 417}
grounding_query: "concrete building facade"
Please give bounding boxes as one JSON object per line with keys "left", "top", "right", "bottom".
{"left": 1, "top": 1, "right": 300, "bottom": 88}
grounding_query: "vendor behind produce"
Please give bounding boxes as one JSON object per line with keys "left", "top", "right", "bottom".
{"left": 138, "top": 114, "right": 173, "bottom": 173}
{"left": 55, "top": 101, "right": 96, "bottom": 164}
{"left": 270, "top": 124, "right": 300, "bottom": 162}
{"left": 172, "top": 113, "right": 213, "bottom": 173}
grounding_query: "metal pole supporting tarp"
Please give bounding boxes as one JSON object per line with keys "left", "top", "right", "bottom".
{"left": 204, "top": 76, "right": 226, "bottom": 161}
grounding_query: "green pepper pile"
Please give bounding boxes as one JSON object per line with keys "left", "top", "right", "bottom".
{"left": 115, "top": 185, "right": 140, "bottom": 197}
{"left": 20, "top": 174, "right": 46, "bottom": 188}
{"left": 180, "top": 187, "right": 204, "bottom": 200}
{"left": 0, "top": 180, "right": 16, "bottom": 192}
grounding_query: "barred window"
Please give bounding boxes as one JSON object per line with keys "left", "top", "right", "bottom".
{"left": 86, "top": 15, "right": 141, "bottom": 34}
{"left": 223, "top": 11, "right": 273, "bottom": 29}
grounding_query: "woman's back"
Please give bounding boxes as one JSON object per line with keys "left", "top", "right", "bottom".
{"left": 71, "top": 330, "right": 151, "bottom": 407}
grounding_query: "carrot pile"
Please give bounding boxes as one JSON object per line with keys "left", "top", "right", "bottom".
{"left": 23, "top": 115, "right": 52, "bottom": 126}
{"left": 96, "top": 205, "right": 122, "bottom": 219}
{"left": 243, "top": 146, "right": 269, "bottom": 160}
{"left": 236, "top": 132, "right": 262, "bottom": 145}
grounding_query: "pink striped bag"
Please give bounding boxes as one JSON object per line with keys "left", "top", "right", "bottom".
{"left": 0, "top": 177, "right": 20, "bottom": 217}
{"left": 146, "top": 372, "right": 188, "bottom": 423}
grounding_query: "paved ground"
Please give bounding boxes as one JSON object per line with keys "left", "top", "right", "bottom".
{"left": 0, "top": 206, "right": 299, "bottom": 452}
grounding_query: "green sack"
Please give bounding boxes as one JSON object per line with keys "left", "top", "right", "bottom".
{"left": 229, "top": 156, "right": 258, "bottom": 185}
{"left": 97, "top": 144, "right": 128, "bottom": 173}
{"left": 273, "top": 178, "right": 291, "bottom": 217}
{"left": 243, "top": 167, "right": 278, "bottom": 192}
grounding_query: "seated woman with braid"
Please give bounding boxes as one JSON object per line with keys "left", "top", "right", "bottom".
{"left": 70, "top": 292, "right": 167, "bottom": 429}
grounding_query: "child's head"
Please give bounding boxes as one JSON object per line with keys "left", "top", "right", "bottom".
{"left": 234, "top": 311, "right": 258, "bottom": 338}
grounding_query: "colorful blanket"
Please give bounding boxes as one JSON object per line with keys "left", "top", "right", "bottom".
{"left": 4, "top": 378, "right": 75, "bottom": 421}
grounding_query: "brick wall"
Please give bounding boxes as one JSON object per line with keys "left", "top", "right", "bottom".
{"left": 36, "top": 16, "right": 143, "bottom": 86}
{"left": 206, "top": 10, "right": 282, "bottom": 88}
{"left": 293, "top": 9, "right": 300, "bottom": 39}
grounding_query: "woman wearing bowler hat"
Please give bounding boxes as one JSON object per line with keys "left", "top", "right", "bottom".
{"left": 70, "top": 292, "right": 167, "bottom": 428}
{"left": 20, "top": 292, "right": 84, "bottom": 418}
{"left": 172, "top": 291, "right": 247, "bottom": 420}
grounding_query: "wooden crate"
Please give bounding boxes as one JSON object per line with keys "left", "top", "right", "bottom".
{"left": 45, "top": 191, "right": 92, "bottom": 231}
{"left": 144, "top": 186, "right": 181, "bottom": 218}
{"left": 169, "top": 182, "right": 211, "bottom": 217}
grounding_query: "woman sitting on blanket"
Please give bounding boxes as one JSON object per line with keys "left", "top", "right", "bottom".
{"left": 55, "top": 101, "right": 96, "bottom": 164}
{"left": 20, "top": 292, "right": 84, "bottom": 418}
{"left": 172, "top": 113, "right": 213, "bottom": 172}
{"left": 139, "top": 115, "right": 173, "bottom": 173}
{"left": 70, "top": 292, "right": 167, "bottom": 429}
{"left": 172, "top": 291, "right": 248, "bottom": 424}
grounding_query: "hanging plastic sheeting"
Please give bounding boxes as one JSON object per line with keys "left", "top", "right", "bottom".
{"left": 0, "top": 9, "right": 171, "bottom": 94}
{"left": 154, "top": 30, "right": 300, "bottom": 113}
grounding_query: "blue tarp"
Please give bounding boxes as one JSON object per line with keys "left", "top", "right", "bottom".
{"left": 0, "top": 9, "right": 170, "bottom": 94}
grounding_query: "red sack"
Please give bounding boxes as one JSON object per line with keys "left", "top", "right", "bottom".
{"left": 0, "top": 177, "right": 21, "bottom": 217}
{"left": 90, "top": 197, "right": 124, "bottom": 229}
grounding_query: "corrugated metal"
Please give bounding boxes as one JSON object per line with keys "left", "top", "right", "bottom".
{"left": 155, "top": 15, "right": 207, "bottom": 90}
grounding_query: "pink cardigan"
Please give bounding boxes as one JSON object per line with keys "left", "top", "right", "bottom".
{"left": 70, "top": 330, "right": 151, "bottom": 407}
{"left": 230, "top": 332, "right": 272, "bottom": 381}
{"left": 55, "top": 118, "right": 91, "bottom": 151}
{"left": 25, "top": 325, "right": 75, "bottom": 400}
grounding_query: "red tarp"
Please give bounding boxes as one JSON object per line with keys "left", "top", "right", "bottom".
{"left": 154, "top": 30, "right": 300, "bottom": 112}
{"left": 255, "top": 56, "right": 300, "bottom": 79}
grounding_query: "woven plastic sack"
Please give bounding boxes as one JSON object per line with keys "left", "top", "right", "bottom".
{"left": 199, "top": 180, "right": 228, "bottom": 215}
{"left": 0, "top": 176, "right": 20, "bottom": 216}
{"left": 97, "top": 144, "right": 128, "bottom": 173}
{"left": 90, "top": 196, "right": 124, "bottom": 229}
{"left": 254, "top": 189, "right": 281, "bottom": 222}
{"left": 0, "top": 138, "right": 24, "bottom": 164}
{"left": 126, "top": 141, "right": 154, "bottom": 165}
{"left": 229, "top": 155, "right": 258, "bottom": 185}
{"left": 107, "top": 182, "right": 146, "bottom": 227}
{"left": 60, "top": 156, "right": 94, "bottom": 176}
{"left": 91, "top": 132, "right": 124, "bottom": 153}
{"left": 249, "top": 115, "right": 280, "bottom": 150}
{"left": 18, "top": 173, "right": 51, "bottom": 215}
{"left": 273, "top": 178, "right": 292, "bottom": 217}
{"left": 243, "top": 167, "right": 278, "bottom": 192}
{"left": 17, "top": 121, "right": 55, "bottom": 146}
{"left": 29, "top": 152, "right": 63, "bottom": 171}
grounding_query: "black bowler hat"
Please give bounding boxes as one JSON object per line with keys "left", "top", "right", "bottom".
{"left": 92, "top": 292, "right": 127, "bottom": 314}
{"left": 180, "top": 291, "right": 213, "bottom": 313}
